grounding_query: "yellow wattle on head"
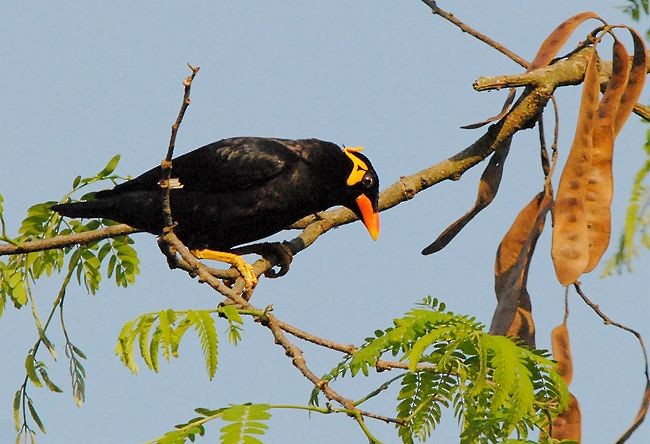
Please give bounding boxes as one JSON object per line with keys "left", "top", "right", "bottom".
{"left": 343, "top": 146, "right": 368, "bottom": 186}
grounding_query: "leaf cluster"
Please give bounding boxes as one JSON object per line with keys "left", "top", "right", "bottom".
{"left": 622, "top": 0, "right": 649, "bottom": 21}
{"left": 150, "top": 403, "right": 271, "bottom": 444}
{"left": 0, "top": 155, "right": 139, "bottom": 314}
{"left": 116, "top": 308, "right": 239, "bottom": 380}
{"left": 317, "top": 297, "right": 568, "bottom": 443}
{"left": 0, "top": 155, "right": 140, "bottom": 442}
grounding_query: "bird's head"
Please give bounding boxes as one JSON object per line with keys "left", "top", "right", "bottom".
{"left": 341, "top": 146, "right": 380, "bottom": 240}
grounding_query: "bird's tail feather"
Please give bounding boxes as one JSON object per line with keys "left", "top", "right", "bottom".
{"left": 51, "top": 192, "right": 164, "bottom": 234}
{"left": 51, "top": 199, "right": 115, "bottom": 219}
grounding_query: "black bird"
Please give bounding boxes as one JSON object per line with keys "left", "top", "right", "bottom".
{"left": 52, "top": 137, "right": 380, "bottom": 288}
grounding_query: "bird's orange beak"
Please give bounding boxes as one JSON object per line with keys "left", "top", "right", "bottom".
{"left": 355, "top": 194, "right": 380, "bottom": 240}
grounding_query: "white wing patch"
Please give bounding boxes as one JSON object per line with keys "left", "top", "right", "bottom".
{"left": 158, "top": 178, "right": 184, "bottom": 189}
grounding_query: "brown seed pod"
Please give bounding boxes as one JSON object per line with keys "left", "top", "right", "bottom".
{"left": 529, "top": 11, "right": 604, "bottom": 70}
{"left": 422, "top": 140, "right": 511, "bottom": 255}
{"left": 551, "top": 323, "right": 574, "bottom": 385}
{"left": 491, "top": 192, "right": 551, "bottom": 347}
{"left": 584, "top": 38, "right": 629, "bottom": 272}
{"left": 551, "top": 393, "right": 582, "bottom": 441}
{"left": 551, "top": 46, "right": 600, "bottom": 286}
{"left": 613, "top": 27, "right": 647, "bottom": 136}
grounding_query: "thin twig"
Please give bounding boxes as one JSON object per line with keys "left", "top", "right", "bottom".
{"left": 275, "top": 319, "right": 357, "bottom": 354}
{"left": 573, "top": 284, "right": 648, "bottom": 377}
{"left": 563, "top": 286, "right": 570, "bottom": 324}
{"left": 354, "top": 374, "right": 406, "bottom": 406}
{"left": 419, "top": 0, "right": 529, "bottom": 68}
{"left": 160, "top": 64, "right": 200, "bottom": 229}
{"left": 573, "top": 283, "right": 649, "bottom": 443}
{"left": 263, "top": 312, "right": 356, "bottom": 408}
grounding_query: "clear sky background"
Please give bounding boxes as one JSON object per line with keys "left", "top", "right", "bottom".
{"left": 1, "top": 1, "right": 648, "bottom": 443}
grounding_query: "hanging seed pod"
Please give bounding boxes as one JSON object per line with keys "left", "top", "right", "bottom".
{"left": 551, "top": 323, "right": 574, "bottom": 384}
{"left": 549, "top": 323, "right": 581, "bottom": 440}
{"left": 584, "top": 38, "right": 629, "bottom": 272}
{"left": 422, "top": 140, "right": 511, "bottom": 254}
{"left": 551, "top": 393, "right": 582, "bottom": 441}
{"left": 491, "top": 191, "right": 551, "bottom": 346}
{"left": 529, "top": 11, "right": 604, "bottom": 70}
{"left": 551, "top": 46, "right": 600, "bottom": 286}
{"left": 613, "top": 28, "right": 647, "bottom": 136}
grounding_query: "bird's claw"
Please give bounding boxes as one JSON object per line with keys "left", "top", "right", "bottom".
{"left": 191, "top": 248, "right": 258, "bottom": 292}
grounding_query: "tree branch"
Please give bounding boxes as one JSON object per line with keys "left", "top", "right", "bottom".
{"left": 475, "top": 49, "right": 650, "bottom": 94}
{"left": 0, "top": 224, "right": 139, "bottom": 256}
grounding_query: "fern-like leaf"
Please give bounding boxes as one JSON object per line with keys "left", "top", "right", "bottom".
{"left": 115, "top": 319, "right": 139, "bottom": 374}
{"left": 326, "top": 297, "right": 567, "bottom": 443}
{"left": 137, "top": 314, "right": 157, "bottom": 371}
{"left": 220, "top": 404, "right": 271, "bottom": 444}
{"left": 188, "top": 310, "right": 219, "bottom": 380}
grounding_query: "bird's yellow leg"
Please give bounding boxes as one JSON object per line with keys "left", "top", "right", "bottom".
{"left": 191, "top": 249, "right": 258, "bottom": 290}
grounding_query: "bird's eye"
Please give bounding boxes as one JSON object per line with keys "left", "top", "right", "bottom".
{"left": 362, "top": 174, "right": 375, "bottom": 188}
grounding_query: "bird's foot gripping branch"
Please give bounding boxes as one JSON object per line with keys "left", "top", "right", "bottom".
{"left": 191, "top": 249, "right": 258, "bottom": 291}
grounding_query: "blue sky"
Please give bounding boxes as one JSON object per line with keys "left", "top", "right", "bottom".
{"left": 1, "top": 1, "right": 648, "bottom": 442}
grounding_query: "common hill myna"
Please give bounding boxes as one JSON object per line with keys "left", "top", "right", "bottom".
{"left": 53, "top": 137, "right": 380, "bottom": 288}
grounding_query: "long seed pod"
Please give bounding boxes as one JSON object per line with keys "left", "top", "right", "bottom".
{"left": 529, "top": 11, "right": 604, "bottom": 70}
{"left": 551, "top": 46, "right": 600, "bottom": 286}
{"left": 422, "top": 140, "right": 511, "bottom": 254}
{"left": 584, "top": 38, "right": 630, "bottom": 272}
{"left": 549, "top": 323, "right": 581, "bottom": 441}
{"left": 551, "top": 323, "right": 574, "bottom": 385}
{"left": 551, "top": 393, "right": 582, "bottom": 441}
{"left": 491, "top": 191, "right": 551, "bottom": 346}
{"left": 613, "top": 27, "right": 648, "bottom": 136}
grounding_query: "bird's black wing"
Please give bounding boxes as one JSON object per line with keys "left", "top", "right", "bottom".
{"left": 101, "top": 137, "right": 300, "bottom": 197}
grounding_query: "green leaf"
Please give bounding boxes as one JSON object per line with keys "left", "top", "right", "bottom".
{"left": 97, "top": 154, "right": 121, "bottom": 178}
{"left": 11, "top": 281, "right": 27, "bottom": 307}
{"left": 221, "top": 305, "right": 244, "bottom": 345}
{"left": 149, "top": 327, "right": 161, "bottom": 373}
{"left": 483, "top": 335, "right": 518, "bottom": 413}
{"left": 69, "top": 350, "right": 86, "bottom": 407}
{"left": 220, "top": 404, "right": 271, "bottom": 444}
{"left": 158, "top": 309, "right": 177, "bottom": 362}
{"left": 407, "top": 328, "right": 445, "bottom": 371}
{"left": 27, "top": 398, "right": 45, "bottom": 433}
{"left": 38, "top": 367, "right": 63, "bottom": 393}
{"left": 107, "top": 254, "right": 117, "bottom": 278}
{"left": 170, "top": 317, "right": 192, "bottom": 358}
{"left": 137, "top": 314, "right": 157, "bottom": 371}
{"left": 221, "top": 304, "right": 243, "bottom": 324}
{"left": 12, "top": 389, "right": 21, "bottom": 431}
{"left": 24, "top": 354, "right": 43, "bottom": 388}
{"left": 115, "top": 319, "right": 139, "bottom": 374}
{"left": 189, "top": 310, "right": 219, "bottom": 380}
{"left": 97, "top": 242, "right": 112, "bottom": 263}
{"left": 72, "top": 344, "right": 87, "bottom": 360}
